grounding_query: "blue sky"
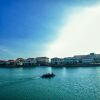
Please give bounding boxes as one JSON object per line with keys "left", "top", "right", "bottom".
{"left": 0, "top": 0, "right": 99, "bottom": 59}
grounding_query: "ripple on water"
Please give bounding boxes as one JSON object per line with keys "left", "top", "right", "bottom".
{"left": 0, "top": 67, "right": 100, "bottom": 100}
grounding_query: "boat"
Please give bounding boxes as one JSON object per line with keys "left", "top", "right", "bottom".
{"left": 41, "top": 73, "right": 55, "bottom": 78}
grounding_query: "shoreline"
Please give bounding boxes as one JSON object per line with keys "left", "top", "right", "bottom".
{"left": 0, "top": 63, "right": 100, "bottom": 68}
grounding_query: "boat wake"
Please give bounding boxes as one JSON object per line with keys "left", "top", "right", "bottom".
{"left": 0, "top": 76, "right": 40, "bottom": 87}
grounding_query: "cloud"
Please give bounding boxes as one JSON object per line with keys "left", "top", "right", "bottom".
{"left": 46, "top": 5, "right": 100, "bottom": 58}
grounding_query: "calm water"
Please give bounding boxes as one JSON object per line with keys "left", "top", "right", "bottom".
{"left": 0, "top": 66, "right": 100, "bottom": 100}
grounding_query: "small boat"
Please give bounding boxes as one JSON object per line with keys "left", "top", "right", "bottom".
{"left": 41, "top": 73, "right": 55, "bottom": 78}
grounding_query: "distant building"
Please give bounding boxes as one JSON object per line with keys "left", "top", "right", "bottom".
{"left": 90, "top": 53, "right": 100, "bottom": 63}
{"left": 81, "top": 58, "right": 94, "bottom": 64}
{"left": 6, "top": 60, "right": 16, "bottom": 66}
{"left": 24, "top": 58, "right": 37, "bottom": 66}
{"left": 36, "top": 57, "right": 49, "bottom": 66}
{"left": 63, "top": 57, "right": 79, "bottom": 64}
{"left": 51, "top": 57, "right": 63, "bottom": 66}
{"left": 0, "top": 60, "right": 6, "bottom": 65}
{"left": 16, "top": 58, "right": 24, "bottom": 66}
{"left": 74, "top": 55, "right": 88, "bottom": 59}
{"left": 74, "top": 53, "right": 100, "bottom": 64}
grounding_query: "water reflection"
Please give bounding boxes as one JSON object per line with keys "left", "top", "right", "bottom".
{"left": 62, "top": 67, "right": 67, "bottom": 77}
{"left": 0, "top": 67, "right": 100, "bottom": 100}
{"left": 47, "top": 67, "right": 52, "bottom": 73}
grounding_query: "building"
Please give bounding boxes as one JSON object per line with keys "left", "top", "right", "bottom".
{"left": 74, "top": 53, "right": 100, "bottom": 64}
{"left": 16, "top": 58, "right": 24, "bottom": 66}
{"left": 0, "top": 60, "right": 6, "bottom": 65}
{"left": 91, "top": 53, "right": 100, "bottom": 63}
{"left": 6, "top": 60, "right": 16, "bottom": 66}
{"left": 74, "top": 55, "right": 88, "bottom": 59}
{"left": 63, "top": 57, "right": 79, "bottom": 64}
{"left": 81, "top": 58, "right": 94, "bottom": 64}
{"left": 51, "top": 57, "right": 63, "bottom": 66}
{"left": 36, "top": 57, "right": 49, "bottom": 66}
{"left": 24, "top": 58, "right": 37, "bottom": 66}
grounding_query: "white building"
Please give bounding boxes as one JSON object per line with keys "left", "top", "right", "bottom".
{"left": 82, "top": 58, "right": 94, "bottom": 64}
{"left": 63, "top": 57, "right": 79, "bottom": 64}
{"left": 51, "top": 57, "right": 63, "bottom": 65}
{"left": 36, "top": 57, "right": 49, "bottom": 63}
{"left": 24, "top": 58, "right": 37, "bottom": 66}
{"left": 36, "top": 57, "right": 49, "bottom": 65}
{"left": 74, "top": 53, "right": 100, "bottom": 64}
{"left": 16, "top": 58, "right": 24, "bottom": 66}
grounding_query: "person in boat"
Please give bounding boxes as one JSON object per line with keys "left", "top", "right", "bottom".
{"left": 41, "top": 72, "right": 55, "bottom": 78}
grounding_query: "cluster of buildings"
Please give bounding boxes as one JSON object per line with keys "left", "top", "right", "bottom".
{"left": 0, "top": 57, "right": 49, "bottom": 67}
{"left": 0, "top": 53, "right": 100, "bottom": 67}
{"left": 51, "top": 53, "right": 100, "bottom": 66}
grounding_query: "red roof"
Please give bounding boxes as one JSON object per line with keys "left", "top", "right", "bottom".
{"left": 7, "top": 60, "right": 16, "bottom": 62}
{"left": 0, "top": 60, "right": 6, "bottom": 62}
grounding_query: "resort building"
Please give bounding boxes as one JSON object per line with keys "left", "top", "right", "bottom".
{"left": 36, "top": 57, "right": 49, "bottom": 66}
{"left": 91, "top": 53, "right": 100, "bottom": 63}
{"left": 81, "top": 57, "right": 94, "bottom": 64}
{"left": 51, "top": 57, "right": 63, "bottom": 66}
{"left": 24, "top": 58, "right": 37, "bottom": 66}
{"left": 16, "top": 58, "right": 25, "bottom": 66}
{"left": 6, "top": 60, "right": 16, "bottom": 66}
{"left": 0, "top": 60, "right": 6, "bottom": 65}
{"left": 74, "top": 53, "right": 100, "bottom": 64}
{"left": 63, "top": 57, "right": 79, "bottom": 64}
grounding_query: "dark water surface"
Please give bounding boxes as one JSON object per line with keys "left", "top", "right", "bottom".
{"left": 0, "top": 66, "right": 100, "bottom": 100}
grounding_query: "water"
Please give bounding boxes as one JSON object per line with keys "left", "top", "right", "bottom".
{"left": 0, "top": 66, "right": 100, "bottom": 100}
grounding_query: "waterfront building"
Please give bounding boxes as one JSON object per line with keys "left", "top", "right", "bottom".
{"left": 91, "top": 53, "right": 100, "bottom": 63}
{"left": 36, "top": 57, "right": 49, "bottom": 66}
{"left": 0, "top": 60, "right": 6, "bottom": 65}
{"left": 16, "top": 58, "right": 24, "bottom": 66}
{"left": 24, "top": 58, "right": 37, "bottom": 66}
{"left": 6, "top": 60, "right": 16, "bottom": 66}
{"left": 81, "top": 58, "right": 94, "bottom": 64}
{"left": 74, "top": 55, "right": 88, "bottom": 59}
{"left": 51, "top": 57, "right": 63, "bottom": 66}
{"left": 74, "top": 53, "right": 100, "bottom": 64}
{"left": 63, "top": 57, "right": 79, "bottom": 64}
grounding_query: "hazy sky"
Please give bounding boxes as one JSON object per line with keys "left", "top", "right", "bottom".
{"left": 0, "top": 0, "right": 100, "bottom": 59}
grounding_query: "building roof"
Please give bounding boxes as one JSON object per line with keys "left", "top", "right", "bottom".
{"left": 0, "top": 60, "right": 6, "bottom": 62}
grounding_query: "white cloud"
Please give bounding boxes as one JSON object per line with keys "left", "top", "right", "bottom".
{"left": 46, "top": 5, "right": 100, "bottom": 58}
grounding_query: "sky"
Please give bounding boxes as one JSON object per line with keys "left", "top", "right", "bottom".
{"left": 0, "top": 0, "right": 100, "bottom": 59}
